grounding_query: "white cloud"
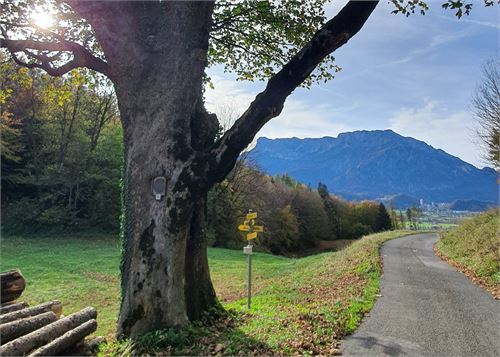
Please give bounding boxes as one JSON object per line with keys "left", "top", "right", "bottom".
{"left": 380, "top": 30, "right": 469, "bottom": 67}
{"left": 460, "top": 18, "right": 500, "bottom": 30}
{"left": 205, "top": 74, "right": 355, "bottom": 141}
{"left": 258, "top": 99, "right": 353, "bottom": 139}
{"left": 438, "top": 14, "right": 500, "bottom": 30}
{"left": 204, "top": 74, "right": 258, "bottom": 120}
{"left": 389, "top": 100, "right": 483, "bottom": 167}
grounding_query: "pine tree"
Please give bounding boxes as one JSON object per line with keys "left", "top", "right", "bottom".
{"left": 376, "top": 203, "right": 392, "bottom": 231}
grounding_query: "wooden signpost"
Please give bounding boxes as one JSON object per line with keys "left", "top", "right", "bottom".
{"left": 238, "top": 210, "right": 264, "bottom": 309}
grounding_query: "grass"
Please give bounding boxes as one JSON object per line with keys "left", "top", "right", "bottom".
{"left": 435, "top": 210, "right": 499, "bottom": 295}
{"left": 1, "top": 230, "right": 415, "bottom": 355}
{"left": 417, "top": 222, "right": 458, "bottom": 229}
{"left": 0, "top": 234, "right": 121, "bottom": 339}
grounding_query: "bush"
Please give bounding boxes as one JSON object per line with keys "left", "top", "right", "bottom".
{"left": 349, "top": 223, "right": 373, "bottom": 239}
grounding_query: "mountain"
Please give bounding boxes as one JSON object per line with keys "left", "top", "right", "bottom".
{"left": 247, "top": 130, "right": 498, "bottom": 205}
{"left": 449, "top": 199, "right": 497, "bottom": 212}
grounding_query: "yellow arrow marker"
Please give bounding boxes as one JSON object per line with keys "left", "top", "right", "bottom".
{"left": 246, "top": 212, "right": 257, "bottom": 220}
{"left": 253, "top": 225, "right": 264, "bottom": 233}
{"left": 247, "top": 232, "right": 257, "bottom": 240}
{"left": 238, "top": 225, "right": 251, "bottom": 232}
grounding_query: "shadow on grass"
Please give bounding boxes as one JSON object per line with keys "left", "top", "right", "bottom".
{"left": 119, "top": 309, "right": 273, "bottom": 356}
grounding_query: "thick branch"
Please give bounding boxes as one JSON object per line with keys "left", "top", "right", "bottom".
{"left": 208, "top": 1, "right": 378, "bottom": 183}
{"left": 1, "top": 38, "right": 110, "bottom": 76}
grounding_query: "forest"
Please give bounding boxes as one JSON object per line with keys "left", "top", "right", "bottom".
{"left": 1, "top": 58, "right": 395, "bottom": 255}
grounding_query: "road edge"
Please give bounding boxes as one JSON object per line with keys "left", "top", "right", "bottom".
{"left": 433, "top": 240, "right": 500, "bottom": 299}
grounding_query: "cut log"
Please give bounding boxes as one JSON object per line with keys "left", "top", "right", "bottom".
{"left": 0, "top": 302, "right": 29, "bottom": 315}
{"left": 0, "top": 307, "right": 97, "bottom": 356}
{"left": 85, "top": 336, "right": 106, "bottom": 353}
{"left": 0, "top": 301, "right": 62, "bottom": 324}
{"left": 0, "top": 270, "right": 25, "bottom": 303}
{"left": 27, "top": 319, "right": 97, "bottom": 357}
{"left": 0, "top": 312, "right": 57, "bottom": 344}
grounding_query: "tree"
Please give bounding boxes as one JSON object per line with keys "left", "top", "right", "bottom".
{"left": 472, "top": 59, "right": 500, "bottom": 170}
{"left": 1, "top": 0, "right": 492, "bottom": 338}
{"left": 375, "top": 203, "right": 392, "bottom": 231}
{"left": 388, "top": 202, "right": 400, "bottom": 229}
{"left": 410, "top": 206, "right": 423, "bottom": 229}
{"left": 0, "top": 59, "right": 122, "bottom": 231}
{"left": 354, "top": 200, "right": 379, "bottom": 232}
{"left": 264, "top": 205, "right": 300, "bottom": 255}
{"left": 406, "top": 208, "right": 413, "bottom": 229}
{"left": 317, "top": 182, "right": 337, "bottom": 239}
{"left": 0, "top": 59, "right": 31, "bottom": 191}
{"left": 399, "top": 211, "right": 406, "bottom": 229}
{"left": 291, "top": 187, "right": 330, "bottom": 248}
{"left": 206, "top": 182, "right": 238, "bottom": 248}
{"left": 406, "top": 205, "right": 422, "bottom": 229}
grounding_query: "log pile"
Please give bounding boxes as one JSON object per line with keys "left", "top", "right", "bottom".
{"left": 0, "top": 270, "right": 99, "bottom": 356}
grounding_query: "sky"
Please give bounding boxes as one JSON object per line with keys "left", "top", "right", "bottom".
{"left": 204, "top": 1, "right": 500, "bottom": 168}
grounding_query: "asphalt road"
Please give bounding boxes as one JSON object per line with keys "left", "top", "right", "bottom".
{"left": 341, "top": 233, "right": 500, "bottom": 357}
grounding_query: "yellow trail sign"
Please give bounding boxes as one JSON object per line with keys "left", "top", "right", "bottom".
{"left": 246, "top": 212, "right": 257, "bottom": 220}
{"left": 238, "top": 225, "right": 251, "bottom": 232}
{"left": 253, "top": 225, "right": 264, "bottom": 233}
{"left": 246, "top": 232, "right": 257, "bottom": 240}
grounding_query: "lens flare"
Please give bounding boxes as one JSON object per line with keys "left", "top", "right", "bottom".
{"left": 31, "top": 11, "right": 54, "bottom": 29}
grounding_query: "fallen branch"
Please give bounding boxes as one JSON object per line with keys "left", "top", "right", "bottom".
{"left": 0, "top": 307, "right": 97, "bottom": 356}
{"left": 0, "top": 301, "right": 62, "bottom": 324}
{"left": 28, "top": 319, "right": 97, "bottom": 356}
{"left": 0, "top": 312, "right": 57, "bottom": 344}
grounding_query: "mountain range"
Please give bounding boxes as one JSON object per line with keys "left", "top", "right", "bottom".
{"left": 247, "top": 130, "right": 498, "bottom": 208}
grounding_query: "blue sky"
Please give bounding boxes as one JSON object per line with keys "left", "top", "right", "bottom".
{"left": 205, "top": 1, "right": 499, "bottom": 168}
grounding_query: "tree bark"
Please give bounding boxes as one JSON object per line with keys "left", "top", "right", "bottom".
{"left": 0, "top": 307, "right": 96, "bottom": 356}
{"left": 27, "top": 319, "right": 97, "bottom": 357}
{"left": 96, "top": 1, "right": 219, "bottom": 338}
{"left": 0, "top": 301, "right": 62, "bottom": 324}
{"left": 0, "top": 270, "right": 25, "bottom": 304}
{"left": 0, "top": 311, "right": 57, "bottom": 344}
{"left": 0, "top": 302, "right": 28, "bottom": 315}
{"left": 185, "top": 198, "right": 219, "bottom": 321}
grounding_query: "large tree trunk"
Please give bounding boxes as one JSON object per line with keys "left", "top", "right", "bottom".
{"left": 109, "top": 2, "right": 218, "bottom": 338}
{"left": 185, "top": 198, "right": 219, "bottom": 321}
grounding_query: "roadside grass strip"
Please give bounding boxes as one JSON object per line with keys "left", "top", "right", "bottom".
{"left": 435, "top": 210, "right": 499, "bottom": 299}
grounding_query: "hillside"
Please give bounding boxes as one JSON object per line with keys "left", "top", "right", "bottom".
{"left": 449, "top": 199, "right": 497, "bottom": 212}
{"left": 247, "top": 130, "right": 498, "bottom": 204}
{"left": 435, "top": 211, "right": 499, "bottom": 298}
